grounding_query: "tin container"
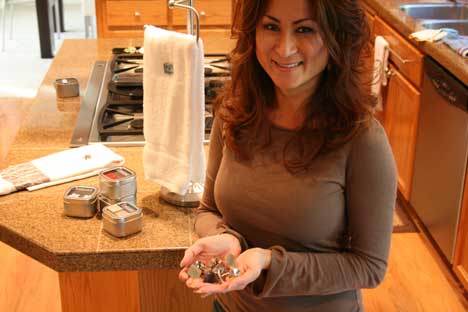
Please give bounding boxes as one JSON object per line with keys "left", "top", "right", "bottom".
{"left": 102, "top": 202, "right": 142, "bottom": 237}
{"left": 98, "top": 193, "right": 137, "bottom": 212}
{"left": 63, "top": 186, "right": 99, "bottom": 218}
{"left": 99, "top": 167, "right": 137, "bottom": 200}
{"left": 54, "top": 78, "right": 79, "bottom": 98}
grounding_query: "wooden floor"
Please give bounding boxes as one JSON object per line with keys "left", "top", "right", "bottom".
{"left": 0, "top": 229, "right": 467, "bottom": 311}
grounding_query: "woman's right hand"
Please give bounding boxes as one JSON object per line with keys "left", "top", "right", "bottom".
{"left": 179, "top": 233, "right": 242, "bottom": 284}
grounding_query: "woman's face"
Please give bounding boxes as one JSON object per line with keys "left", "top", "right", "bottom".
{"left": 255, "top": 0, "right": 329, "bottom": 97}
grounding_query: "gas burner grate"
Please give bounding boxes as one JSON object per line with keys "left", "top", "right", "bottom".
{"left": 108, "top": 81, "right": 143, "bottom": 98}
{"left": 81, "top": 51, "right": 231, "bottom": 145}
{"left": 98, "top": 103, "right": 144, "bottom": 137}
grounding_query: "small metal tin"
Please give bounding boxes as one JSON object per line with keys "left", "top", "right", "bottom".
{"left": 63, "top": 186, "right": 99, "bottom": 218}
{"left": 99, "top": 167, "right": 137, "bottom": 200}
{"left": 102, "top": 202, "right": 142, "bottom": 238}
{"left": 54, "top": 78, "right": 80, "bottom": 98}
{"left": 98, "top": 193, "right": 136, "bottom": 212}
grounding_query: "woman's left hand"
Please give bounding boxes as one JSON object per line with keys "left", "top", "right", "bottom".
{"left": 192, "top": 247, "right": 272, "bottom": 297}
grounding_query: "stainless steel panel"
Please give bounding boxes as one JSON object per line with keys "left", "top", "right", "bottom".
{"left": 400, "top": 3, "right": 468, "bottom": 20}
{"left": 410, "top": 57, "right": 468, "bottom": 263}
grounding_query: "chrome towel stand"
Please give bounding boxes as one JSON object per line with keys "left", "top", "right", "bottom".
{"left": 168, "top": 0, "right": 201, "bottom": 44}
{"left": 157, "top": 1, "right": 204, "bottom": 208}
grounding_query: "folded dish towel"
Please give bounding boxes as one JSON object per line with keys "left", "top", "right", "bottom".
{"left": 409, "top": 28, "right": 459, "bottom": 43}
{"left": 371, "top": 36, "right": 390, "bottom": 111}
{"left": 443, "top": 35, "right": 468, "bottom": 57}
{"left": 0, "top": 144, "right": 124, "bottom": 195}
{"left": 409, "top": 29, "right": 449, "bottom": 42}
{"left": 143, "top": 25, "right": 205, "bottom": 195}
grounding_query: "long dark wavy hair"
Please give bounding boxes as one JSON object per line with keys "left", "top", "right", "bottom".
{"left": 215, "top": 0, "right": 374, "bottom": 173}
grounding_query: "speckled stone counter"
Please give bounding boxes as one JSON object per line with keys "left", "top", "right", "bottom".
{"left": 363, "top": 0, "right": 468, "bottom": 86}
{"left": 0, "top": 38, "right": 231, "bottom": 274}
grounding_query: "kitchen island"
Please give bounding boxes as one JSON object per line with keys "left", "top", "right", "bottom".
{"left": 0, "top": 38, "right": 234, "bottom": 312}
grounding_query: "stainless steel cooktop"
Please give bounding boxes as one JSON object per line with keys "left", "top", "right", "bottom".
{"left": 70, "top": 49, "right": 230, "bottom": 147}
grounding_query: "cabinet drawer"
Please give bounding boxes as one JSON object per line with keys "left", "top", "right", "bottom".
{"left": 374, "top": 16, "right": 423, "bottom": 88}
{"left": 172, "top": 0, "right": 232, "bottom": 27}
{"left": 106, "top": 1, "right": 167, "bottom": 27}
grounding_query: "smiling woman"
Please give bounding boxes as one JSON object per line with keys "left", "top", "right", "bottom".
{"left": 219, "top": 0, "right": 376, "bottom": 172}
{"left": 255, "top": 1, "right": 329, "bottom": 102}
{"left": 179, "top": 1, "right": 397, "bottom": 311}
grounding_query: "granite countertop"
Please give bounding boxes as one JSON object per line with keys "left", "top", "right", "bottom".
{"left": 363, "top": 0, "right": 468, "bottom": 86}
{"left": 0, "top": 38, "right": 233, "bottom": 273}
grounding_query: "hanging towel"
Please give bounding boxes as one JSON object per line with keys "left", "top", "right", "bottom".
{"left": 143, "top": 25, "right": 205, "bottom": 195}
{"left": 443, "top": 35, "right": 468, "bottom": 58}
{"left": 0, "top": 144, "right": 124, "bottom": 195}
{"left": 371, "top": 36, "right": 390, "bottom": 111}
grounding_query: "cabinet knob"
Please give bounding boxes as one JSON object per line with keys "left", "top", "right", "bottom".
{"left": 200, "top": 11, "right": 206, "bottom": 17}
{"left": 134, "top": 11, "right": 141, "bottom": 17}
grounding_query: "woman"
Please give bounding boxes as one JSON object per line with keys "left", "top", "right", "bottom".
{"left": 180, "top": 0, "right": 397, "bottom": 311}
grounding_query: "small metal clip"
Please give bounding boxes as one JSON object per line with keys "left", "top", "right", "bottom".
{"left": 164, "top": 63, "right": 174, "bottom": 74}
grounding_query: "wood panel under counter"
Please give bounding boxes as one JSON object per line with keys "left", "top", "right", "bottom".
{"left": 0, "top": 39, "right": 219, "bottom": 312}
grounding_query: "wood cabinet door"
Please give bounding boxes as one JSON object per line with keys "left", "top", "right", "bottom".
{"left": 172, "top": 0, "right": 232, "bottom": 27}
{"left": 374, "top": 17, "right": 424, "bottom": 89}
{"left": 97, "top": 0, "right": 168, "bottom": 37}
{"left": 384, "top": 65, "right": 421, "bottom": 201}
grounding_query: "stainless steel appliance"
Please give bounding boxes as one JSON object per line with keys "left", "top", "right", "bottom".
{"left": 70, "top": 48, "right": 230, "bottom": 147}
{"left": 410, "top": 56, "right": 468, "bottom": 263}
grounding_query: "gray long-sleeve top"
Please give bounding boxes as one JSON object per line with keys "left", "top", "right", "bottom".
{"left": 195, "top": 116, "right": 397, "bottom": 312}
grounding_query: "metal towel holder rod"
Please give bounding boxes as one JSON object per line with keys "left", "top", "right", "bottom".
{"left": 168, "top": 0, "right": 201, "bottom": 45}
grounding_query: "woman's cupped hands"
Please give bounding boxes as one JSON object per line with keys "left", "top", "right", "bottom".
{"left": 179, "top": 233, "right": 271, "bottom": 297}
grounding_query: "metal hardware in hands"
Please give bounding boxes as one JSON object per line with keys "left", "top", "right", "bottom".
{"left": 187, "top": 255, "right": 241, "bottom": 284}
{"left": 168, "top": 0, "right": 200, "bottom": 45}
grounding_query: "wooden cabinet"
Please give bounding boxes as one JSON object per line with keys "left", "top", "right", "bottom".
{"left": 105, "top": 1, "right": 168, "bottom": 29}
{"left": 383, "top": 64, "right": 421, "bottom": 200}
{"left": 373, "top": 17, "right": 424, "bottom": 88}
{"left": 373, "top": 16, "right": 424, "bottom": 201}
{"left": 59, "top": 269, "right": 213, "bottom": 312}
{"left": 172, "top": 0, "right": 232, "bottom": 27}
{"left": 96, "top": 0, "right": 233, "bottom": 43}
{"left": 453, "top": 164, "right": 468, "bottom": 290}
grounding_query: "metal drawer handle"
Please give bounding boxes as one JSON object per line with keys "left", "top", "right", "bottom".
{"left": 200, "top": 11, "right": 206, "bottom": 16}
{"left": 388, "top": 47, "right": 414, "bottom": 64}
{"left": 134, "top": 11, "right": 141, "bottom": 17}
{"left": 385, "top": 68, "right": 395, "bottom": 79}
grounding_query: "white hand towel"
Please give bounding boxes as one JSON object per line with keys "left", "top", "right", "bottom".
{"left": 0, "top": 144, "right": 124, "bottom": 195}
{"left": 372, "top": 36, "right": 390, "bottom": 112}
{"left": 0, "top": 177, "right": 15, "bottom": 195}
{"left": 143, "top": 26, "right": 205, "bottom": 195}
